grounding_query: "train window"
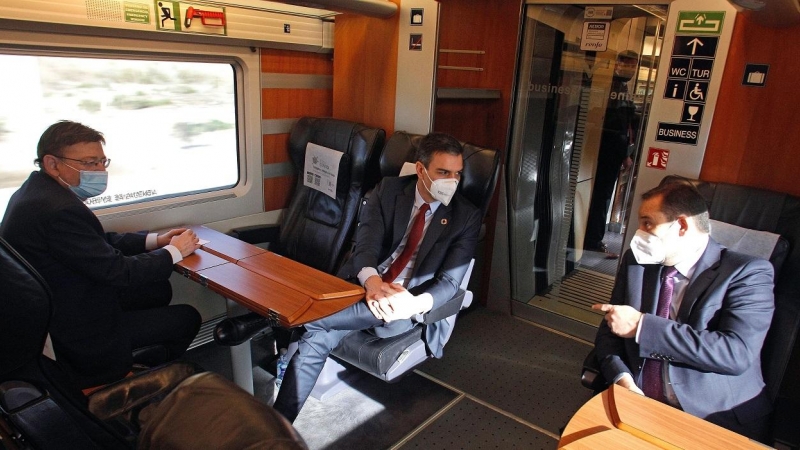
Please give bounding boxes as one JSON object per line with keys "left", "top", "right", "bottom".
{"left": 0, "top": 54, "right": 238, "bottom": 215}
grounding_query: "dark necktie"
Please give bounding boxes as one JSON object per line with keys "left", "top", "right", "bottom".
{"left": 382, "top": 203, "right": 430, "bottom": 283}
{"left": 642, "top": 266, "right": 678, "bottom": 402}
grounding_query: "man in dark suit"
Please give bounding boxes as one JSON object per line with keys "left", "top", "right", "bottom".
{"left": 274, "top": 133, "right": 482, "bottom": 422}
{"left": 0, "top": 120, "right": 202, "bottom": 389}
{"left": 584, "top": 50, "right": 640, "bottom": 259}
{"left": 593, "top": 180, "right": 774, "bottom": 440}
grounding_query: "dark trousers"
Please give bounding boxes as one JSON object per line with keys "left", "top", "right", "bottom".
{"left": 119, "top": 281, "right": 201, "bottom": 368}
{"left": 273, "top": 301, "right": 413, "bottom": 422}
{"left": 585, "top": 144, "right": 627, "bottom": 250}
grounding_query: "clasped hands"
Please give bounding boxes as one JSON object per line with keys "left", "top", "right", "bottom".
{"left": 364, "top": 276, "right": 432, "bottom": 323}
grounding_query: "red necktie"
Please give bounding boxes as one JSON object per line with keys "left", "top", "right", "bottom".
{"left": 642, "top": 266, "right": 678, "bottom": 402}
{"left": 382, "top": 203, "right": 430, "bottom": 283}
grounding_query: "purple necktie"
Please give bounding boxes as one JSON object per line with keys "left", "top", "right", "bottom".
{"left": 642, "top": 266, "right": 678, "bottom": 402}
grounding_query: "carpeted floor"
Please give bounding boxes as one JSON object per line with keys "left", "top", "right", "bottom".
{"left": 182, "top": 306, "right": 594, "bottom": 449}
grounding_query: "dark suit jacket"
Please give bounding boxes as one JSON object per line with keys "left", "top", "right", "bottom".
{"left": 0, "top": 171, "right": 174, "bottom": 387}
{"left": 595, "top": 238, "right": 775, "bottom": 435}
{"left": 337, "top": 176, "right": 482, "bottom": 357}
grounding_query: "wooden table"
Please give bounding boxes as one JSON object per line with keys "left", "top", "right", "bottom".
{"left": 559, "top": 385, "right": 768, "bottom": 449}
{"left": 175, "top": 225, "right": 365, "bottom": 391}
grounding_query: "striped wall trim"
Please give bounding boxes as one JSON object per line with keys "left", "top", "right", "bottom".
{"left": 263, "top": 161, "right": 295, "bottom": 179}
{"left": 261, "top": 73, "right": 333, "bottom": 89}
{"left": 261, "top": 118, "right": 298, "bottom": 135}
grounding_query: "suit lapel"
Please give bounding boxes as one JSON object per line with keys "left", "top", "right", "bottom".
{"left": 677, "top": 239, "right": 723, "bottom": 322}
{"left": 391, "top": 180, "right": 417, "bottom": 249}
{"left": 639, "top": 265, "right": 662, "bottom": 314}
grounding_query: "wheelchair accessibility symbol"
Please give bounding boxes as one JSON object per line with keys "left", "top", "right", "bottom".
{"left": 685, "top": 81, "right": 708, "bottom": 103}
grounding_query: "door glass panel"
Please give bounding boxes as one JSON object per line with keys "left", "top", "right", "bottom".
{"left": 507, "top": 4, "right": 666, "bottom": 333}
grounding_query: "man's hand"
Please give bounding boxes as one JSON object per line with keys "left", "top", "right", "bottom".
{"left": 169, "top": 229, "right": 201, "bottom": 257}
{"left": 364, "top": 279, "right": 433, "bottom": 322}
{"left": 592, "top": 303, "right": 643, "bottom": 338}
{"left": 156, "top": 228, "right": 187, "bottom": 248}
{"left": 615, "top": 373, "right": 644, "bottom": 395}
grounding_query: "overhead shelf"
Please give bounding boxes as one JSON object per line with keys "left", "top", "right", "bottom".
{"left": 436, "top": 88, "right": 502, "bottom": 100}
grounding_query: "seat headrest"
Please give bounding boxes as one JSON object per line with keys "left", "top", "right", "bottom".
{"left": 380, "top": 131, "right": 500, "bottom": 215}
{"left": 0, "top": 238, "right": 52, "bottom": 377}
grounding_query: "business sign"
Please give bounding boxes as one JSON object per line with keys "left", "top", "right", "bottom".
{"left": 580, "top": 22, "right": 609, "bottom": 51}
{"left": 676, "top": 11, "right": 725, "bottom": 35}
{"left": 656, "top": 122, "right": 699, "bottom": 145}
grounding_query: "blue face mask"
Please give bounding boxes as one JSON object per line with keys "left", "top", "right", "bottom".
{"left": 58, "top": 162, "right": 108, "bottom": 200}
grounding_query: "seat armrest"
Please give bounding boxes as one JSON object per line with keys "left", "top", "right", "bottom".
{"left": 420, "top": 289, "right": 467, "bottom": 324}
{"left": 581, "top": 348, "right": 609, "bottom": 392}
{"left": 229, "top": 224, "right": 280, "bottom": 245}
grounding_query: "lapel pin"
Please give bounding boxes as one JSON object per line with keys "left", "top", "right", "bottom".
{"left": 441, "top": 218, "right": 447, "bottom": 225}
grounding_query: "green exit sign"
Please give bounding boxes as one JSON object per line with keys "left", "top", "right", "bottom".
{"left": 676, "top": 11, "right": 725, "bottom": 35}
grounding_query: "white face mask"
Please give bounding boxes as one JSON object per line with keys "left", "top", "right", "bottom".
{"left": 629, "top": 221, "right": 676, "bottom": 265}
{"left": 423, "top": 167, "right": 458, "bottom": 206}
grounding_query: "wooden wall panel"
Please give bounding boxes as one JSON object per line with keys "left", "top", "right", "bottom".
{"left": 261, "top": 49, "right": 333, "bottom": 75}
{"left": 332, "top": 4, "right": 400, "bottom": 134}
{"left": 261, "top": 89, "right": 333, "bottom": 120}
{"left": 263, "top": 176, "right": 296, "bottom": 213}
{"left": 262, "top": 133, "right": 289, "bottom": 165}
{"left": 260, "top": 48, "right": 333, "bottom": 212}
{"left": 701, "top": 15, "right": 800, "bottom": 197}
{"left": 434, "top": 0, "right": 522, "bottom": 151}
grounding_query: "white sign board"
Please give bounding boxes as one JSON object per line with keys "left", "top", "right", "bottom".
{"left": 580, "top": 22, "right": 609, "bottom": 51}
{"left": 304, "top": 143, "right": 343, "bottom": 199}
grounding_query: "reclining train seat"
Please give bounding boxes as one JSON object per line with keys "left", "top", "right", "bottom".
{"left": 0, "top": 237, "right": 308, "bottom": 450}
{"left": 305, "top": 131, "right": 500, "bottom": 398}
{"left": 215, "top": 117, "right": 385, "bottom": 344}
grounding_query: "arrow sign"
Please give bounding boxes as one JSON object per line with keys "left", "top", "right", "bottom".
{"left": 673, "top": 35, "right": 718, "bottom": 58}
{"left": 687, "top": 38, "right": 703, "bottom": 55}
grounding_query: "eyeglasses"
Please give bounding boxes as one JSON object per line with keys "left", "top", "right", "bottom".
{"left": 57, "top": 156, "right": 111, "bottom": 168}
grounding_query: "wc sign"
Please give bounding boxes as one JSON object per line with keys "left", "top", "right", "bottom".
{"left": 646, "top": 147, "right": 670, "bottom": 170}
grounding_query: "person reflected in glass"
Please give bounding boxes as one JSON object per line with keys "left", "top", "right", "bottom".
{"left": 584, "top": 50, "right": 640, "bottom": 259}
{"left": 0, "top": 120, "right": 202, "bottom": 390}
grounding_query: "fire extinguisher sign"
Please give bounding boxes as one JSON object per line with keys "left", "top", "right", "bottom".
{"left": 646, "top": 147, "right": 670, "bottom": 170}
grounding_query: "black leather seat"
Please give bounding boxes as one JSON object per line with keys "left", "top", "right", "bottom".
{"left": 314, "top": 131, "right": 500, "bottom": 389}
{"left": 580, "top": 176, "right": 800, "bottom": 447}
{"left": 215, "top": 117, "right": 385, "bottom": 345}
{"left": 0, "top": 237, "right": 308, "bottom": 450}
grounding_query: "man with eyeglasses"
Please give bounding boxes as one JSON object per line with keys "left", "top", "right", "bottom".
{"left": 0, "top": 120, "right": 202, "bottom": 390}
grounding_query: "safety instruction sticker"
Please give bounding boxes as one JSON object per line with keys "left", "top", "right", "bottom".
{"left": 304, "top": 143, "right": 343, "bottom": 199}
{"left": 124, "top": 2, "right": 151, "bottom": 24}
{"left": 154, "top": 1, "right": 227, "bottom": 35}
{"left": 676, "top": 11, "right": 725, "bottom": 35}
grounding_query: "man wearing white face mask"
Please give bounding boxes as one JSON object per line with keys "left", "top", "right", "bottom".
{"left": 274, "top": 132, "right": 482, "bottom": 422}
{"left": 592, "top": 179, "right": 775, "bottom": 441}
{"left": 1, "top": 121, "right": 202, "bottom": 390}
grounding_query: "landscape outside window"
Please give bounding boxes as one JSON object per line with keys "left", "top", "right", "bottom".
{"left": 0, "top": 54, "right": 238, "bottom": 215}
